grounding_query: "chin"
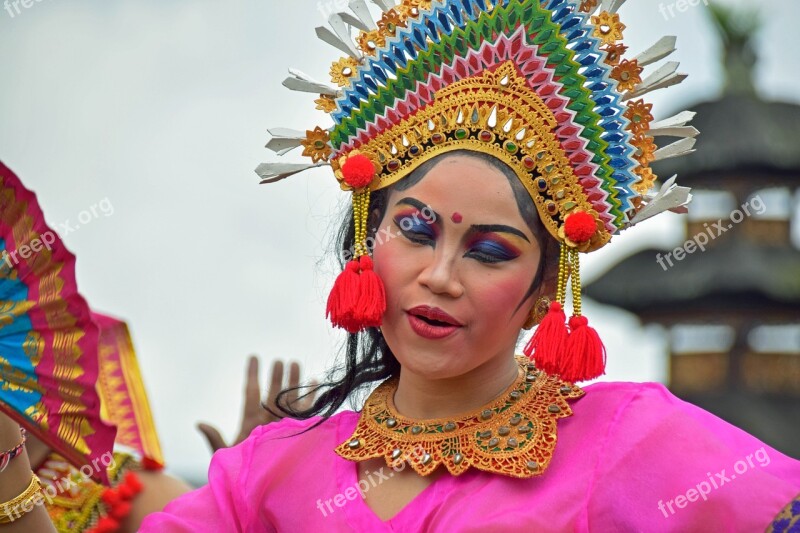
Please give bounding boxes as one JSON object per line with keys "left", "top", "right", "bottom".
{"left": 390, "top": 340, "right": 469, "bottom": 380}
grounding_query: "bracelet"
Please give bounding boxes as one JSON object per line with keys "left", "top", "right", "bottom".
{"left": 0, "top": 428, "right": 27, "bottom": 473}
{"left": 0, "top": 473, "right": 43, "bottom": 524}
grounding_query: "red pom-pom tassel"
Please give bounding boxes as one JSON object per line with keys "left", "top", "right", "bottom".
{"left": 88, "top": 516, "right": 119, "bottom": 533}
{"left": 341, "top": 154, "right": 376, "bottom": 189}
{"left": 326, "top": 256, "right": 386, "bottom": 333}
{"left": 560, "top": 315, "right": 606, "bottom": 382}
{"left": 564, "top": 211, "right": 596, "bottom": 243}
{"left": 141, "top": 457, "right": 164, "bottom": 471}
{"left": 124, "top": 472, "right": 143, "bottom": 495}
{"left": 109, "top": 501, "right": 133, "bottom": 520}
{"left": 523, "top": 301, "right": 568, "bottom": 374}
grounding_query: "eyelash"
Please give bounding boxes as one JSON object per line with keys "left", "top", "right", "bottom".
{"left": 393, "top": 217, "right": 518, "bottom": 264}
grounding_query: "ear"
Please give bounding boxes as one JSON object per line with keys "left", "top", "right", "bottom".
{"left": 368, "top": 207, "right": 382, "bottom": 237}
{"left": 533, "top": 236, "right": 560, "bottom": 301}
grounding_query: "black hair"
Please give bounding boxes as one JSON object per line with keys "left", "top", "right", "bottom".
{"left": 270, "top": 150, "right": 559, "bottom": 424}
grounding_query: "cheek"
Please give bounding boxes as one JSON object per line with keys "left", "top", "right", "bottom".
{"left": 472, "top": 275, "right": 533, "bottom": 324}
{"left": 372, "top": 238, "right": 413, "bottom": 303}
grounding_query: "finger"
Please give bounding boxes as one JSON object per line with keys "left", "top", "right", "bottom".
{"left": 285, "top": 362, "right": 301, "bottom": 405}
{"left": 243, "top": 356, "right": 261, "bottom": 417}
{"left": 288, "top": 361, "right": 301, "bottom": 389}
{"left": 197, "top": 423, "right": 227, "bottom": 452}
{"left": 298, "top": 379, "right": 319, "bottom": 411}
{"left": 264, "top": 360, "right": 284, "bottom": 410}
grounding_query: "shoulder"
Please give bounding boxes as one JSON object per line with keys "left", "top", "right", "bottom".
{"left": 244, "top": 410, "right": 360, "bottom": 447}
{"left": 577, "top": 382, "right": 800, "bottom": 529}
{"left": 223, "top": 411, "right": 360, "bottom": 485}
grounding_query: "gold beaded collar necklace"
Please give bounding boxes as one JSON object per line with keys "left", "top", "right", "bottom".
{"left": 336, "top": 356, "right": 584, "bottom": 479}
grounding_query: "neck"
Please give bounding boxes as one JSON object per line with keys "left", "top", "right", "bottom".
{"left": 392, "top": 351, "right": 520, "bottom": 419}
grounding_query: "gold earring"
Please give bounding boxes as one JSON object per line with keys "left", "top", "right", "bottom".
{"left": 523, "top": 296, "right": 552, "bottom": 330}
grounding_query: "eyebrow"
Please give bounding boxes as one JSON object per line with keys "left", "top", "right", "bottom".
{"left": 394, "top": 197, "right": 530, "bottom": 243}
{"left": 394, "top": 197, "right": 441, "bottom": 222}
{"left": 470, "top": 224, "right": 530, "bottom": 243}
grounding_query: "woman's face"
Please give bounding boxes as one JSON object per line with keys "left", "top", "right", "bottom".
{"left": 372, "top": 154, "right": 544, "bottom": 379}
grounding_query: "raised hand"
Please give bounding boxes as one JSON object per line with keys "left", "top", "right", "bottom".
{"left": 197, "top": 357, "right": 318, "bottom": 452}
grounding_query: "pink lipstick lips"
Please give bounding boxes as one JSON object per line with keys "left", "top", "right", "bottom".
{"left": 406, "top": 305, "right": 463, "bottom": 339}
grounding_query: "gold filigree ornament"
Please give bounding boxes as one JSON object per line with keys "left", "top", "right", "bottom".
{"left": 300, "top": 126, "right": 332, "bottom": 163}
{"left": 377, "top": 8, "right": 407, "bottom": 36}
{"left": 314, "top": 96, "right": 337, "bottom": 113}
{"left": 601, "top": 42, "right": 628, "bottom": 66}
{"left": 624, "top": 99, "right": 654, "bottom": 135}
{"left": 357, "top": 29, "right": 386, "bottom": 56}
{"left": 332, "top": 61, "right": 611, "bottom": 251}
{"left": 329, "top": 57, "right": 360, "bottom": 88}
{"left": 631, "top": 133, "right": 657, "bottom": 166}
{"left": 336, "top": 357, "right": 584, "bottom": 479}
{"left": 591, "top": 11, "right": 625, "bottom": 46}
{"left": 611, "top": 58, "right": 643, "bottom": 92}
{"left": 633, "top": 165, "right": 657, "bottom": 194}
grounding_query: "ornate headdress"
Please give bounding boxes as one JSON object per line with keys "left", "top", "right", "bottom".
{"left": 257, "top": 0, "right": 696, "bottom": 382}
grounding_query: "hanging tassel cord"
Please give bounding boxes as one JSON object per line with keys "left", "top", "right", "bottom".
{"left": 562, "top": 248, "right": 607, "bottom": 382}
{"left": 524, "top": 243, "right": 570, "bottom": 369}
{"left": 326, "top": 190, "right": 386, "bottom": 332}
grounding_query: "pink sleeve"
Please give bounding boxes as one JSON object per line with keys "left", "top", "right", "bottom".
{"left": 139, "top": 429, "right": 271, "bottom": 533}
{"left": 585, "top": 383, "right": 800, "bottom": 532}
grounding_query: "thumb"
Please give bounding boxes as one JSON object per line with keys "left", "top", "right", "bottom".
{"left": 197, "top": 423, "right": 228, "bottom": 452}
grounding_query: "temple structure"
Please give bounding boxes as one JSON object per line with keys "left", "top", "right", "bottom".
{"left": 585, "top": 5, "right": 800, "bottom": 457}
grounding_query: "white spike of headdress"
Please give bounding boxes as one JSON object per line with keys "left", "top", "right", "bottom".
{"left": 623, "top": 61, "right": 687, "bottom": 100}
{"left": 282, "top": 69, "right": 340, "bottom": 96}
{"left": 653, "top": 137, "right": 697, "bottom": 161}
{"left": 338, "top": 12, "right": 371, "bottom": 33}
{"left": 315, "top": 26, "right": 361, "bottom": 59}
{"left": 371, "top": 0, "right": 396, "bottom": 11}
{"left": 649, "top": 111, "right": 699, "bottom": 138}
{"left": 628, "top": 176, "right": 692, "bottom": 226}
{"left": 256, "top": 162, "right": 328, "bottom": 184}
{"left": 264, "top": 128, "right": 308, "bottom": 156}
{"left": 602, "top": 0, "right": 627, "bottom": 15}
{"left": 348, "top": 0, "right": 377, "bottom": 30}
{"left": 634, "top": 36, "right": 677, "bottom": 67}
{"left": 327, "top": 13, "right": 363, "bottom": 57}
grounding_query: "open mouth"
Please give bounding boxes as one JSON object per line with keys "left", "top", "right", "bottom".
{"left": 414, "top": 314, "right": 455, "bottom": 327}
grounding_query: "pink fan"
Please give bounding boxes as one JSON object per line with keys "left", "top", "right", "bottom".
{"left": 0, "top": 161, "right": 116, "bottom": 483}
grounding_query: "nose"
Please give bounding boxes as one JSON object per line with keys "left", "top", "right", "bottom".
{"left": 417, "top": 247, "right": 465, "bottom": 298}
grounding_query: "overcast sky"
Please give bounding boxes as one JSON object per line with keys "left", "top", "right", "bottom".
{"left": 1, "top": 0, "right": 798, "bottom": 483}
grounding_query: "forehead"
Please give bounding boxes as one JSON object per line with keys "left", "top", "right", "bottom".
{"left": 387, "top": 155, "right": 526, "bottom": 222}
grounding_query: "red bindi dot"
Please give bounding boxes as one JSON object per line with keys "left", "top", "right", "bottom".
{"left": 451, "top": 212, "right": 463, "bottom": 224}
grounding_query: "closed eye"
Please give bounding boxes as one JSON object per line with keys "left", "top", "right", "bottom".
{"left": 394, "top": 215, "right": 435, "bottom": 245}
{"left": 464, "top": 238, "right": 520, "bottom": 264}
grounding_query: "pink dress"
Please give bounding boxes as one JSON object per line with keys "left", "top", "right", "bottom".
{"left": 141, "top": 382, "right": 800, "bottom": 532}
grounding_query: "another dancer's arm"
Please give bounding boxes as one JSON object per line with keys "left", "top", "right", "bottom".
{"left": 0, "top": 412, "right": 56, "bottom": 533}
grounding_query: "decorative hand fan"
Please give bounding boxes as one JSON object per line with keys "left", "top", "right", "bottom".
{"left": 0, "top": 161, "right": 116, "bottom": 483}
{"left": 93, "top": 312, "right": 164, "bottom": 469}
